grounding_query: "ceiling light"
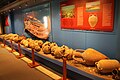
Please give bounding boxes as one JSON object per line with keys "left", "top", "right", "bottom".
{"left": 19, "top": 6, "right": 21, "bottom": 8}
{"left": 25, "top": 3, "right": 28, "bottom": 6}
{"left": 13, "top": 9, "right": 15, "bottom": 11}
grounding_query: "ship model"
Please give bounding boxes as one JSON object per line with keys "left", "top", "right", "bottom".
{"left": 24, "top": 15, "right": 50, "bottom": 39}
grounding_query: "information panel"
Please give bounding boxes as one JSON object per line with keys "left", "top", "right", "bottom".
{"left": 60, "top": 0, "right": 114, "bottom": 32}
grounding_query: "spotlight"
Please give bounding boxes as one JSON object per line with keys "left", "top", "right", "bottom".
{"left": 13, "top": 9, "right": 15, "bottom": 11}
{"left": 25, "top": 3, "right": 28, "bottom": 6}
{"left": 19, "top": 6, "right": 21, "bottom": 8}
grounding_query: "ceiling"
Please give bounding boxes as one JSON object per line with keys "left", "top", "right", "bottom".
{"left": 0, "top": 0, "right": 16, "bottom": 9}
{"left": 0, "top": 0, "right": 51, "bottom": 14}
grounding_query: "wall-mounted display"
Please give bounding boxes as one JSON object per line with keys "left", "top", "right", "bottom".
{"left": 23, "top": 3, "right": 51, "bottom": 39}
{"left": 5, "top": 16, "right": 9, "bottom": 26}
{"left": 60, "top": 0, "right": 114, "bottom": 32}
{"left": 5, "top": 15, "right": 12, "bottom": 34}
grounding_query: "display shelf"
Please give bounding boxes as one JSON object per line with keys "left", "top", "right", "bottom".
{"left": 5, "top": 40, "right": 11, "bottom": 47}
{"left": 3, "top": 39, "right": 113, "bottom": 80}
{"left": 5, "top": 40, "right": 19, "bottom": 51}
{"left": 20, "top": 46, "right": 113, "bottom": 80}
{"left": 0, "top": 38, "right": 3, "bottom": 42}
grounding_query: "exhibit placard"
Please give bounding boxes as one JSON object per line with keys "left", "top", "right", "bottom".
{"left": 60, "top": 0, "right": 114, "bottom": 32}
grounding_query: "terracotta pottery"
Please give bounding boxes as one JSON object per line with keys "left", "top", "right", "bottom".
{"left": 38, "top": 40, "right": 43, "bottom": 47}
{"left": 50, "top": 42, "right": 58, "bottom": 48}
{"left": 34, "top": 45, "right": 41, "bottom": 52}
{"left": 42, "top": 45, "right": 51, "bottom": 54}
{"left": 54, "top": 47, "right": 64, "bottom": 59}
{"left": 81, "top": 48, "right": 108, "bottom": 65}
{"left": 96, "top": 59, "right": 120, "bottom": 73}
{"left": 42, "top": 41, "right": 51, "bottom": 49}
{"left": 51, "top": 46, "right": 58, "bottom": 55}
{"left": 64, "top": 49, "right": 74, "bottom": 60}
{"left": 112, "top": 68, "right": 120, "bottom": 80}
{"left": 73, "top": 51, "right": 82, "bottom": 58}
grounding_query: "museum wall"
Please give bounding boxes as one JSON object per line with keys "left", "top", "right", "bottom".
{"left": 51, "top": 0, "right": 119, "bottom": 60}
{"left": 117, "top": 0, "right": 120, "bottom": 60}
{"left": 14, "top": 11, "right": 24, "bottom": 35}
{"left": 13, "top": 0, "right": 120, "bottom": 60}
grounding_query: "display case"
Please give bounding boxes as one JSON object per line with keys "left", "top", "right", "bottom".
{"left": 2, "top": 39, "right": 117, "bottom": 80}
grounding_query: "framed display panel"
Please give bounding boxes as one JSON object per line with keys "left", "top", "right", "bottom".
{"left": 22, "top": 3, "right": 51, "bottom": 39}
{"left": 60, "top": 0, "right": 114, "bottom": 32}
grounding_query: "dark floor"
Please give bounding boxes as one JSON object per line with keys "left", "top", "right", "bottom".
{"left": 0, "top": 47, "right": 53, "bottom": 80}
